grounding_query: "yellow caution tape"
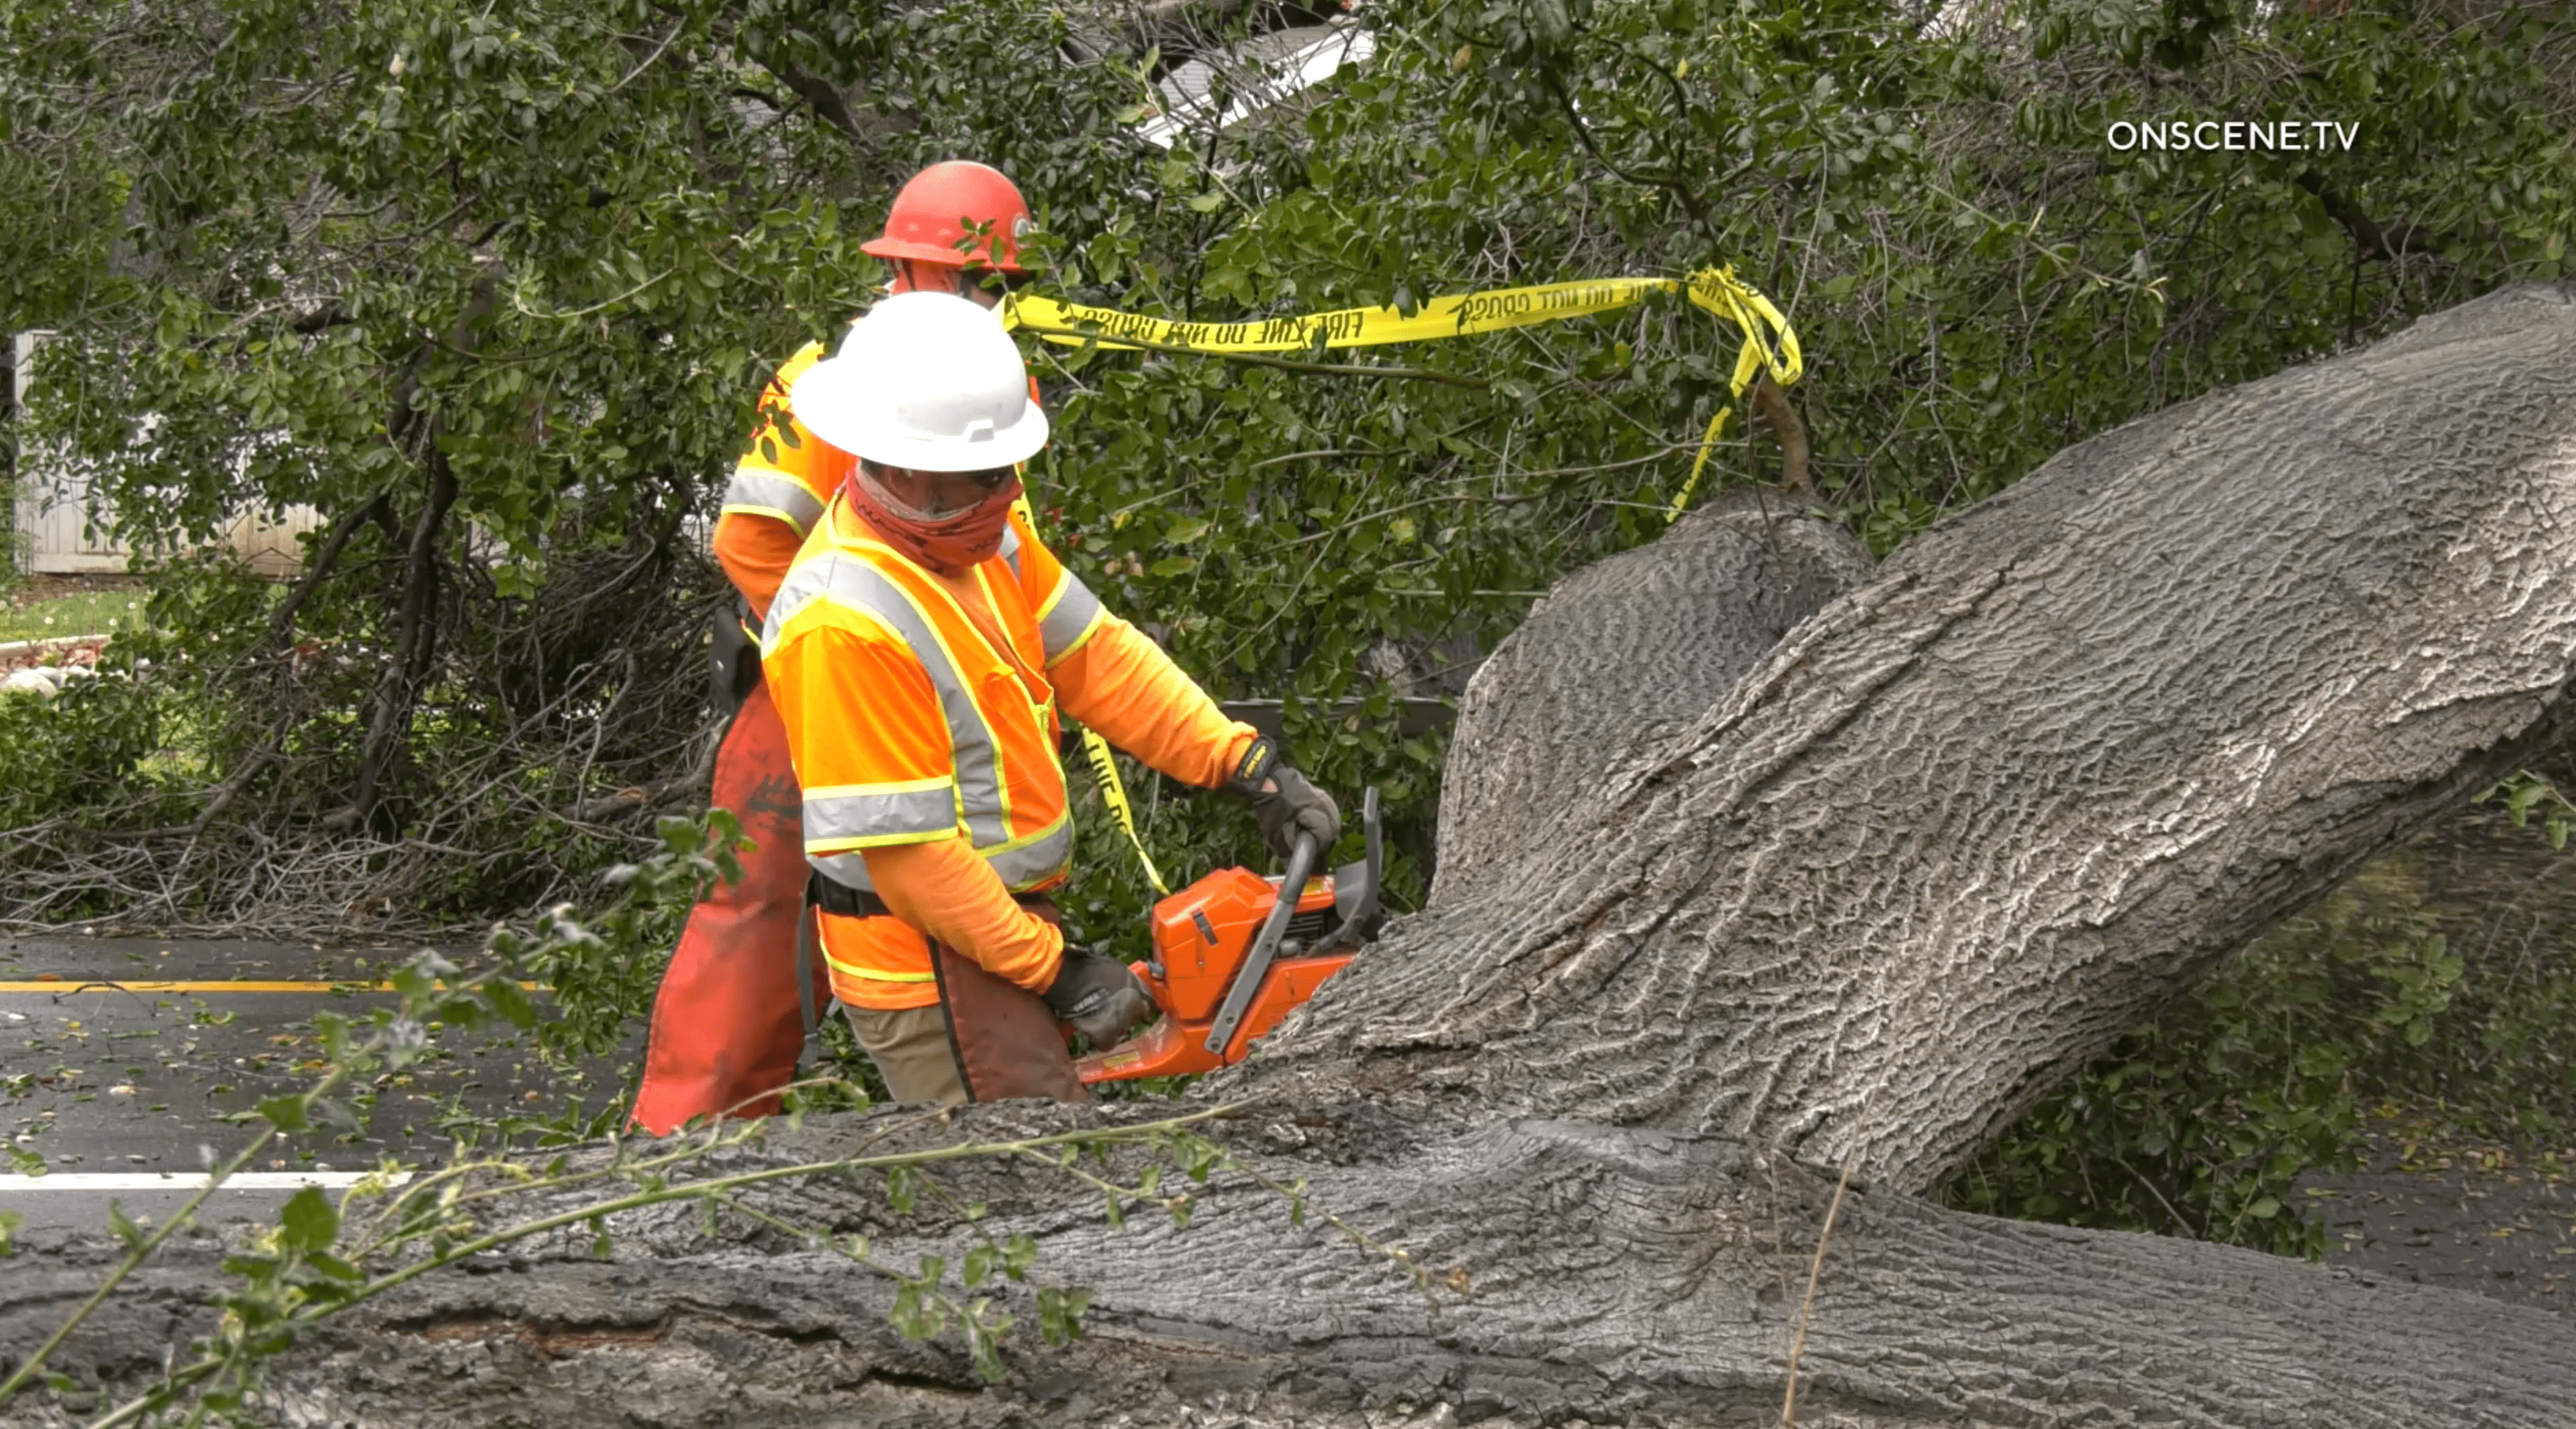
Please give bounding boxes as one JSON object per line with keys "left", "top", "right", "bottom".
{"left": 1080, "top": 726, "right": 1168, "bottom": 896}
{"left": 1004, "top": 265, "right": 1800, "bottom": 521}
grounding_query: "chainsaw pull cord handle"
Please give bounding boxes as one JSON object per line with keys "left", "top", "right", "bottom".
{"left": 1201, "top": 829, "right": 1321, "bottom": 1062}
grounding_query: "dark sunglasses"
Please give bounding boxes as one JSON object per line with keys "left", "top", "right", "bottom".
{"left": 960, "top": 466, "right": 1017, "bottom": 491}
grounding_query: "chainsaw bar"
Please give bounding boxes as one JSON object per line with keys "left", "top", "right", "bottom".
{"left": 1201, "top": 829, "right": 1321, "bottom": 1061}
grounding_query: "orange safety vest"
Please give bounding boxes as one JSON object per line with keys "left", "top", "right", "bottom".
{"left": 719, "top": 340, "right": 844, "bottom": 544}
{"left": 761, "top": 497, "right": 1106, "bottom": 1002}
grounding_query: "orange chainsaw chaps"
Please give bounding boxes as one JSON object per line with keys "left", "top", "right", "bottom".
{"left": 628, "top": 681, "right": 825, "bottom": 1135}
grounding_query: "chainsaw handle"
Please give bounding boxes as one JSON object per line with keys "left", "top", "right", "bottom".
{"left": 1200, "top": 830, "right": 1321, "bottom": 1061}
{"left": 1282, "top": 826, "right": 1323, "bottom": 892}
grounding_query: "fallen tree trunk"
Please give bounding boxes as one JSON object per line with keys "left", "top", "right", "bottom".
{"left": 13, "top": 284, "right": 2576, "bottom": 1428}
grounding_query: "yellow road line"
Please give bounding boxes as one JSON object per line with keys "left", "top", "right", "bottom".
{"left": 0, "top": 980, "right": 544, "bottom": 994}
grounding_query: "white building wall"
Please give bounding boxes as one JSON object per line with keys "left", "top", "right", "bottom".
{"left": 10, "top": 331, "right": 320, "bottom": 577}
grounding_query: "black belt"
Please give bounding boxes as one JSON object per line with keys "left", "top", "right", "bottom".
{"left": 808, "top": 871, "right": 892, "bottom": 919}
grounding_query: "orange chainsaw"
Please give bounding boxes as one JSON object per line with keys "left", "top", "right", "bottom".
{"left": 1076, "top": 787, "right": 1382, "bottom": 1084}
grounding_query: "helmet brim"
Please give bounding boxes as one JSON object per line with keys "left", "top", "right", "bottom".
{"left": 860, "top": 234, "right": 1028, "bottom": 274}
{"left": 789, "top": 354, "right": 1050, "bottom": 472}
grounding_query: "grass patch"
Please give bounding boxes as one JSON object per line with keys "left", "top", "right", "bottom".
{"left": 0, "top": 588, "right": 144, "bottom": 643}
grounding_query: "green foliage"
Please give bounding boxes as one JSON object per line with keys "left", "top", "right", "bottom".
{"left": 7, "top": 0, "right": 2572, "bottom": 936}
{"left": 488, "top": 810, "right": 744, "bottom": 1065}
{"left": 2477, "top": 768, "right": 2576, "bottom": 852}
{"left": 1947, "top": 863, "right": 2469, "bottom": 1257}
{"left": 0, "top": 647, "right": 172, "bottom": 831}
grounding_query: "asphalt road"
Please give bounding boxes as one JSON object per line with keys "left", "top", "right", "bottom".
{"left": 2301, "top": 1131, "right": 2576, "bottom": 1312}
{"left": 1, "top": 933, "right": 633, "bottom": 1234}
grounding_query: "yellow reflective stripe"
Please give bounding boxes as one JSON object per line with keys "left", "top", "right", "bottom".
{"left": 760, "top": 583, "right": 904, "bottom": 659}
{"left": 985, "top": 812, "right": 1075, "bottom": 891}
{"left": 822, "top": 953, "right": 937, "bottom": 983}
{"left": 981, "top": 806, "right": 1069, "bottom": 856}
{"left": 828, "top": 530, "right": 1032, "bottom": 840}
{"left": 1032, "top": 570, "right": 1105, "bottom": 664}
{"left": 806, "top": 827, "right": 954, "bottom": 855}
{"left": 880, "top": 563, "right": 1016, "bottom": 839}
{"left": 722, "top": 467, "right": 828, "bottom": 535}
{"left": 806, "top": 776, "right": 951, "bottom": 798}
{"left": 719, "top": 503, "right": 812, "bottom": 533}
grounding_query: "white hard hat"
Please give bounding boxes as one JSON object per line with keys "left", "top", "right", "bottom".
{"left": 787, "top": 291, "right": 1048, "bottom": 471}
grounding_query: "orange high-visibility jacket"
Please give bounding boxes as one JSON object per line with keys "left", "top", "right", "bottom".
{"left": 714, "top": 340, "right": 846, "bottom": 619}
{"left": 763, "top": 495, "right": 1258, "bottom": 1009}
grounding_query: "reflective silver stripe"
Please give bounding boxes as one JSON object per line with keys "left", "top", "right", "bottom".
{"left": 722, "top": 468, "right": 827, "bottom": 533}
{"left": 998, "top": 522, "right": 1022, "bottom": 580}
{"left": 1035, "top": 570, "right": 1105, "bottom": 663}
{"left": 810, "top": 817, "right": 1071, "bottom": 900}
{"left": 985, "top": 816, "right": 1075, "bottom": 891}
{"left": 803, "top": 780, "right": 957, "bottom": 846}
{"left": 766, "top": 551, "right": 1010, "bottom": 850}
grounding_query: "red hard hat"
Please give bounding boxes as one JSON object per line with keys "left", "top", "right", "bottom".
{"left": 862, "top": 161, "right": 1034, "bottom": 273}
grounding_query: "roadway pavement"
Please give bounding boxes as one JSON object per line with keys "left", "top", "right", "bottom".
{"left": 1, "top": 933, "right": 635, "bottom": 1234}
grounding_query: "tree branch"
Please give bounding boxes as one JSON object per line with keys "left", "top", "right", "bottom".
{"left": 767, "top": 55, "right": 862, "bottom": 140}
{"left": 2295, "top": 170, "right": 2438, "bottom": 264}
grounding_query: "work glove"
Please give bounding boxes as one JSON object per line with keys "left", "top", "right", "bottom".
{"left": 1041, "top": 944, "right": 1155, "bottom": 1048}
{"left": 1221, "top": 735, "right": 1342, "bottom": 860}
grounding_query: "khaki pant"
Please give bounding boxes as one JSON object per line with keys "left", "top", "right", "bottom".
{"left": 842, "top": 1003, "right": 969, "bottom": 1107}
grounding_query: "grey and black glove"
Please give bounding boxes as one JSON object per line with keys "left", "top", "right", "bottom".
{"left": 1221, "top": 735, "right": 1342, "bottom": 860}
{"left": 1041, "top": 944, "right": 1154, "bottom": 1047}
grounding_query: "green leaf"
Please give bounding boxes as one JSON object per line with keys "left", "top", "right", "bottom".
{"left": 305, "top": 1250, "right": 364, "bottom": 1282}
{"left": 256, "top": 1095, "right": 309, "bottom": 1133}
{"left": 484, "top": 977, "right": 539, "bottom": 1029}
{"left": 1148, "top": 555, "right": 1196, "bottom": 578}
{"left": 281, "top": 1186, "right": 338, "bottom": 1253}
{"left": 0, "top": 1209, "right": 21, "bottom": 1255}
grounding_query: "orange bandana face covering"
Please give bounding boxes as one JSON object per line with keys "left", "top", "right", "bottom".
{"left": 845, "top": 466, "right": 1024, "bottom": 576}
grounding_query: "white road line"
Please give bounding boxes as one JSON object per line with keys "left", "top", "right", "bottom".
{"left": 0, "top": 1171, "right": 412, "bottom": 1191}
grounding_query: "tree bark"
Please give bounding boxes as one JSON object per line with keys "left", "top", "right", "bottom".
{"left": 14, "top": 284, "right": 2576, "bottom": 1428}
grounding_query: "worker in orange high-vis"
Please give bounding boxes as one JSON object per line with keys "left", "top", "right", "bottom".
{"left": 763, "top": 290, "right": 1342, "bottom": 1103}
{"left": 629, "top": 161, "right": 1050, "bottom": 1134}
